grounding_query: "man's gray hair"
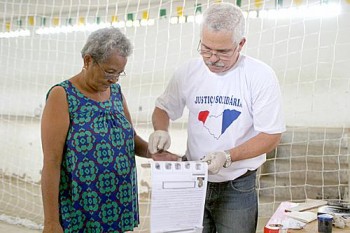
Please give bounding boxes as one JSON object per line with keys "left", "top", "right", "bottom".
{"left": 81, "top": 27, "right": 132, "bottom": 62}
{"left": 200, "top": 2, "right": 246, "bottom": 45}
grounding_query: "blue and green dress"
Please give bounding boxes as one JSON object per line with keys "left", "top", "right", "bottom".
{"left": 49, "top": 80, "right": 139, "bottom": 232}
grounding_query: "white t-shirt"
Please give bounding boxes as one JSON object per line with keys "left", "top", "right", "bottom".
{"left": 156, "top": 55, "right": 286, "bottom": 182}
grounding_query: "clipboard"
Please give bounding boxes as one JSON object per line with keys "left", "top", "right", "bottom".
{"left": 149, "top": 161, "right": 208, "bottom": 233}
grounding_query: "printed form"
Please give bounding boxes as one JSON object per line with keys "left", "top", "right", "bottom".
{"left": 150, "top": 161, "right": 208, "bottom": 233}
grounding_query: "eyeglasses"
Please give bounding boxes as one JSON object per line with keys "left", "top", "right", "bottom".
{"left": 94, "top": 60, "right": 126, "bottom": 80}
{"left": 197, "top": 40, "right": 237, "bottom": 61}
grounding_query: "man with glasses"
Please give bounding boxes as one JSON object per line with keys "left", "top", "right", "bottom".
{"left": 148, "top": 2, "right": 285, "bottom": 233}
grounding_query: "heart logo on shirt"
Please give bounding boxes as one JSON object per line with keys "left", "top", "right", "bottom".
{"left": 198, "top": 110, "right": 209, "bottom": 124}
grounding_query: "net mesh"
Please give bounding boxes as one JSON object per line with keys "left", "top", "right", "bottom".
{"left": 0, "top": 0, "right": 349, "bottom": 232}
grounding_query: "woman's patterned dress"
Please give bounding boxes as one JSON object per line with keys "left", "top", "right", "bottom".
{"left": 48, "top": 80, "right": 139, "bottom": 232}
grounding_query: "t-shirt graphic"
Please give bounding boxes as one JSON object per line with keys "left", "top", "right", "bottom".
{"left": 198, "top": 109, "right": 241, "bottom": 139}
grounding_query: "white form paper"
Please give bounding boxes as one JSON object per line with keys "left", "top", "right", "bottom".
{"left": 150, "top": 161, "right": 208, "bottom": 233}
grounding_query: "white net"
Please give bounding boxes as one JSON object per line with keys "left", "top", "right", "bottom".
{"left": 0, "top": 0, "right": 349, "bottom": 232}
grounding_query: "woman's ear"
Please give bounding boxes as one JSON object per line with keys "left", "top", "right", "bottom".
{"left": 83, "top": 54, "right": 93, "bottom": 68}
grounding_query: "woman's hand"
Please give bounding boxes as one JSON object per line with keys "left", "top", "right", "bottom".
{"left": 151, "top": 150, "right": 181, "bottom": 161}
{"left": 42, "top": 222, "right": 64, "bottom": 233}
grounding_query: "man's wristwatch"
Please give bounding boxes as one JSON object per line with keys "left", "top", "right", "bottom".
{"left": 223, "top": 150, "right": 232, "bottom": 168}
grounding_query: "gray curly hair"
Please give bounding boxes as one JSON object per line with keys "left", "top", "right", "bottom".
{"left": 81, "top": 27, "right": 132, "bottom": 63}
{"left": 200, "top": 2, "right": 246, "bottom": 45}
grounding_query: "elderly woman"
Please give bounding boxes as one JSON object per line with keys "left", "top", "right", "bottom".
{"left": 41, "top": 27, "right": 178, "bottom": 233}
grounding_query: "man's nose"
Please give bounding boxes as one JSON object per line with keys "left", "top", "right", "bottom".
{"left": 208, "top": 52, "right": 220, "bottom": 62}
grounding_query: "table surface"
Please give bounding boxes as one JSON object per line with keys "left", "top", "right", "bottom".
{"left": 286, "top": 208, "right": 349, "bottom": 233}
{"left": 288, "top": 220, "right": 348, "bottom": 232}
{"left": 266, "top": 203, "right": 350, "bottom": 233}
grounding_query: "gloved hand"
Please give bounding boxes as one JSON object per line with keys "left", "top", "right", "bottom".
{"left": 201, "top": 151, "right": 229, "bottom": 174}
{"left": 148, "top": 130, "right": 171, "bottom": 154}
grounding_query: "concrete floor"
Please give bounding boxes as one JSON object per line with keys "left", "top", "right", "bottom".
{"left": 0, "top": 222, "right": 41, "bottom": 233}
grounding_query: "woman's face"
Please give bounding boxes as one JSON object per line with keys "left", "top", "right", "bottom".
{"left": 87, "top": 50, "right": 127, "bottom": 91}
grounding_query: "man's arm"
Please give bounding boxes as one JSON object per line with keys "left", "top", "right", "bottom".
{"left": 152, "top": 107, "right": 170, "bottom": 131}
{"left": 202, "top": 132, "right": 282, "bottom": 174}
{"left": 122, "top": 98, "right": 177, "bottom": 160}
{"left": 227, "top": 132, "right": 282, "bottom": 162}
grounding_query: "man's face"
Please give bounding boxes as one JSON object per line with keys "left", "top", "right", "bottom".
{"left": 199, "top": 28, "right": 245, "bottom": 73}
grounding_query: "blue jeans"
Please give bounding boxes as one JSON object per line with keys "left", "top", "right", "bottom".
{"left": 203, "top": 171, "right": 258, "bottom": 233}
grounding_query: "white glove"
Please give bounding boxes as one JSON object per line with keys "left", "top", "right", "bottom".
{"left": 148, "top": 130, "right": 171, "bottom": 154}
{"left": 201, "top": 151, "right": 229, "bottom": 174}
